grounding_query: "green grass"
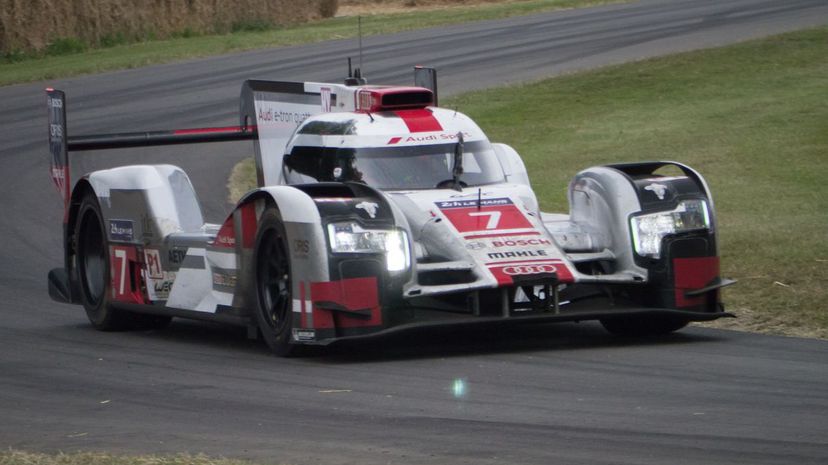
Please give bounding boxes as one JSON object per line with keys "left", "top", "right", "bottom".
{"left": 444, "top": 27, "right": 828, "bottom": 338}
{"left": 0, "top": 0, "right": 624, "bottom": 86}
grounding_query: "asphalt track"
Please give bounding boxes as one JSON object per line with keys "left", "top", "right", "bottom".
{"left": 1, "top": 0, "right": 827, "bottom": 463}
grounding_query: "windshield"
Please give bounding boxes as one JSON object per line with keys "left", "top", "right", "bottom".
{"left": 283, "top": 140, "right": 505, "bottom": 189}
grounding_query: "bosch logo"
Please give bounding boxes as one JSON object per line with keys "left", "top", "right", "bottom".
{"left": 502, "top": 264, "right": 557, "bottom": 276}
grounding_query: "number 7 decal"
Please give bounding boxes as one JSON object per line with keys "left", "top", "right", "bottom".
{"left": 110, "top": 246, "right": 141, "bottom": 302}
{"left": 468, "top": 211, "right": 501, "bottom": 230}
{"left": 114, "top": 248, "right": 127, "bottom": 295}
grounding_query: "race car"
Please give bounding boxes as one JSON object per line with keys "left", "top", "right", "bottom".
{"left": 46, "top": 67, "right": 734, "bottom": 355}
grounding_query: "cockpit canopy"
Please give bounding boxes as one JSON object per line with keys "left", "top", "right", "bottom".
{"left": 282, "top": 107, "right": 507, "bottom": 190}
{"left": 283, "top": 139, "right": 506, "bottom": 190}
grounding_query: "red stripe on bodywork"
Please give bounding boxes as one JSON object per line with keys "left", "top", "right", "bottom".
{"left": 464, "top": 231, "right": 541, "bottom": 240}
{"left": 213, "top": 216, "right": 235, "bottom": 248}
{"left": 240, "top": 202, "right": 257, "bottom": 249}
{"left": 173, "top": 126, "right": 255, "bottom": 135}
{"left": 673, "top": 256, "right": 719, "bottom": 307}
{"left": 395, "top": 109, "right": 442, "bottom": 133}
{"left": 310, "top": 277, "right": 381, "bottom": 328}
{"left": 300, "top": 281, "right": 307, "bottom": 329}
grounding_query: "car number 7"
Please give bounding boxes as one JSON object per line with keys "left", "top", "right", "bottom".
{"left": 468, "top": 211, "right": 501, "bottom": 230}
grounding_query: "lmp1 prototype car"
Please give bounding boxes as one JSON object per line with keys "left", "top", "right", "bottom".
{"left": 46, "top": 67, "right": 733, "bottom": 355}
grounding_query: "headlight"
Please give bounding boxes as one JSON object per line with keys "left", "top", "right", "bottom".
{"left": 630, "top": 199, "right": 710, "bottom": 259}
{"left": 326, "top": 222, "right": 410, "bottom": 272}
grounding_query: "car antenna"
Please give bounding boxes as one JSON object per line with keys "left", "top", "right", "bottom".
{"left": 452, "top": 131, "right": 465, "bottom": 191}
{"left": 358, "top": 16, "right": 364, "bottom": 74}
{"left": 344, "top": 18, "right": 368, "bottom": 86}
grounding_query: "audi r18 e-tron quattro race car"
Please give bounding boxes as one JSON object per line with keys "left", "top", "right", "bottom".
{"left": 46, "top": 67, "right": 734, "bottom": 355}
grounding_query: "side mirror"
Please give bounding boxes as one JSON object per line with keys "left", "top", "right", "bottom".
{"left": 492, "top": 143, "right": 531, "bottom": 187}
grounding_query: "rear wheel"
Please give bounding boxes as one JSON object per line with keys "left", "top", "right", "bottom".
{"left": 600, "top": 315, "right": 688, "bottom": 337}
{"left": 75, "top": 193, "right": 172, "bottom": 331}
{"left": 254, "top": 208, "right": 295, "bottom": 356}
{"left": 76, "top": 193, "right": 130, "bottom": 330}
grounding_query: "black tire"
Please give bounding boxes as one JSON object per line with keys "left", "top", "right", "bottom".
{"left": 75, "top": 193, "right": 131, "bottom": 330}
{"left": 253, "top": 208, "right": 296, "bottom": 356}
{"left": 75, "top": 193, "right": 172, "bottom": 331}
{"left": 600, "top": 315, "right": 689, "bottom": 337}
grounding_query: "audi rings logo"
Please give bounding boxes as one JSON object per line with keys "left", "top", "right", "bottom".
{"left": 502, "top": 264, "right": 557, "bottom": 275}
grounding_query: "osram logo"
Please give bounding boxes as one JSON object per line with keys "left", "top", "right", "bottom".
{"left": 502, "top": 264, "right": 557, "bottom": 276}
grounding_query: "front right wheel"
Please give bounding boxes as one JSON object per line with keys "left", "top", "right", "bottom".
{"left": 253, "top": 208, "right": 296, "bottom": 356}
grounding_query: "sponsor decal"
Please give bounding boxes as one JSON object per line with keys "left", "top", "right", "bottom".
{"left": 152, "top": 279, "right": 174, "bottom": 300}
{"left": 213, "top": 216, "right": 236, "bottom": 248}
{"left": 487, "top": 250, "right": 548, "bottom": 260}
{"left": 491, "top": 238, "right": 551, "bottom": 247}
{"left": 215, "top": 234, "right": 236, "bottom": 247}
{"left": 502, "top": 264, "right": 558, "bottom": 276}
{"left": 355, "top": 201, "right": 379, "bottom": 219}
{"left": 292, "top": 328, "right": 316, "bottom": 342}
{"left": 436, "top": 198, "right": 511, "bottom": 209}
{"left": 320, "top": 87, "right": 332, "bottom": 112}
{"left": 212, "top": 272, "right": 237, "bottom": 288}
{"left": 257, "top": 106, "right": 312, "bottom": 125}
{"left": 49, "top": 123, "right": 63, "bottom": 138}
{"left": 486, "top": 259, "right": 574, "bottom": 285}
{"left": 109, "top": 220, "right": 134, "bottom": 242}
{"left": 141, "top": 215, "right": 154, "bottom": 239}
{"left": 465, "top": 241, "right": 486, "bottom": 250}
{"left": 144, "top": 249, "right": 163, "bottom": 279}
{"left": 389, "top": 132, "right": 473, "bottom": 144}
{"left": 294, "top": 239, "right": 310, "bottom": 257}
{"left": 168, "top": 247, "right": 187, "bottom": 265}
{"left": 48, "top": 96, "right": 63, "bottom": 108}
{"left": 644, "top": 183, "right": 669, "bottom": 200}
{"left": 147, "top": 271, "right": 176, "bottom": 301}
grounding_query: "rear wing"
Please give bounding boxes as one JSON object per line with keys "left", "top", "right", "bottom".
{"left": 47, "top": 67, "right": 438, "bottom": 216}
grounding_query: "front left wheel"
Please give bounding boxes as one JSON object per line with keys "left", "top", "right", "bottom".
{"left": 253, "top": 208, "right": 296, "bottom": 356}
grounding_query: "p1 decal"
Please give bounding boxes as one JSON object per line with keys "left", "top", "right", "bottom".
{"left": 144, "top": 249, "right": 163, "bottom": 279}
{"left": 436, "top": 198, "right": 532, "bottom": 234}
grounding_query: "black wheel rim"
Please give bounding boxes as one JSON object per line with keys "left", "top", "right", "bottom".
{"left": 79, "top": 209, "right": 106, "bottom": 306}
{"left": 258, "top": 230, "right": 291, "bottom": 334}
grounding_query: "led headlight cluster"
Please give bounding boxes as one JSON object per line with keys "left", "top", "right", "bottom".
{"left": 630, "top": 199, "right": 710, "bottom": 259}
{"left": 326, "top": 222, "right": 410, "bottom": 272}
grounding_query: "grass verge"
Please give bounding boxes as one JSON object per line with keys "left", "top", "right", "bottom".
{"left": 230, "top": 27, "right": 828, "bottom": 338}
{"left": 0, "top": 0, "right": 624, "bottom": 86}
{"left": 0, "top": 450, "right": 252, "bottom": 465}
